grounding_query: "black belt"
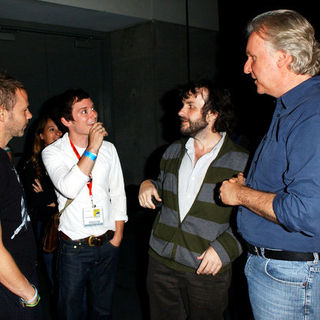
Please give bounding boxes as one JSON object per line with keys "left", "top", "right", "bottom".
{"left": 247, "top": 243, "right": 317, "bottom": 261}
{"left": 59, "top": 230, "right": 114, "bottom": 247}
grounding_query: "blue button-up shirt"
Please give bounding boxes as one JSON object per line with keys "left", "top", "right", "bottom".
{"left": 238, "top": 76, "right": 320, "bottom": 252}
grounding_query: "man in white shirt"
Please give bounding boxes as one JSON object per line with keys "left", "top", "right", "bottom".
{"left": 42, "top": 88, "right": 127, "bottom": 320}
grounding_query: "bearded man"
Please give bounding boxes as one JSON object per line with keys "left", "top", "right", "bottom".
{"left": 138, "top": 80, "right": 248, "bottom": 320}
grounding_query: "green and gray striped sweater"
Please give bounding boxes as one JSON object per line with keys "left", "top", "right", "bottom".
{"left": 149, "top": 135, "right": 249, "bottom": 273}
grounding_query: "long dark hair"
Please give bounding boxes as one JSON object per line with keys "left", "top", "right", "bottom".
{"left": 26, "top": 115, "right": 52, "bottom": 177}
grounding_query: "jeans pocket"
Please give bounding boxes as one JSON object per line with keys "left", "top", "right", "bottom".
{"left": 59, "top": 240, "right": 81, "bottom": 257}
{"left": 107, "top": 241, "right": 120, "bottom": 250}
{"left": 265, "top": 259, "right": 308, "bottom": 286}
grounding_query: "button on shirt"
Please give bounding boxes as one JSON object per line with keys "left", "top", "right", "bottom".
{"left": 42, "top": 133, "right": 127, "bottom": 240}
{"left": 237, "top": 76, "right": 320, "bottom": 252}
{"left": 178, "top": 132, "right": 226, "bottom": 222}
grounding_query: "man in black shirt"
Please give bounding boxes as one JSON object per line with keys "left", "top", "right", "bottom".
{"left": 0, "top": 72, "right": 41, "bottom": 319}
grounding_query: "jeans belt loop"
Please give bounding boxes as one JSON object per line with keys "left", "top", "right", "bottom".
{"left": 313, "top": 252, "right": 319, "bottom": 264}
{"left": 254, "top": 246, "right": 260, "bottom": 257}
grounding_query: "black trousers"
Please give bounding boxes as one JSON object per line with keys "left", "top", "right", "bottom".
{"left": 147, "top": 256, "right": 231, "bottom": 320}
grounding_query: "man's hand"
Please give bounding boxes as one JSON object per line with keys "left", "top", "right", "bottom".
{"left": 219, "top": 172, "right": 246, "bottom": 206}
{"left": 220, "top": 173, "right": 278, "bottom": 223}
{"left": 138, "top": 180, "right": 162, "bottom": 209}
{"left": 109, "top": 238, "right": 121, "bottom": 247}
{"left": 87, "top": 122, "right": 108, "bottom": 154}
{"left": 109, "top": 220, "right": 124, "bottom": 247}
{"left": 196, "top": 246, "right": 222, "bottom": 276}
{"left": 77, "top": 122, "right": 108, "bottom": 177}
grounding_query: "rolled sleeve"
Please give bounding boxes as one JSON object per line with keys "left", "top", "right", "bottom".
{"left": 108, "top": 145, "right": 127, "bottom": 222}
{"left": 273, "top": 115, "right": 320, "bottom": 236}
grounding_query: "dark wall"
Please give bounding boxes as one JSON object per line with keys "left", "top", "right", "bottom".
{"left": 2, "top": 3, "right": 318, "bottom": 186}
{"left": 0, "top": 19, "right": 113, "bottom": 160}
{"left": 110, "top": 21, "right": 220, "bottom": 185}
{"left": 0, "top": 19, "right": 220, "bottom": 186}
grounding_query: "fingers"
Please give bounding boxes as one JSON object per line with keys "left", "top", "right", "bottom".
{"left": 219, "top": 180, "right": 229, "bottom": 197}
{"left": 237, "top": 172, "right": 246, "bottom": 184}
{"left": 138, "top": 192, "right": 160, "bottom": 209}
{"left": 219, "top": 172, "right": 245, "bottom": 205}
{"left": 47, "top": 202, "right": 56, "bottom": 208}
{"left": 197, "top": 252, "right": 205, "bottom": 260}
{"left": 88, "top": 122, "right": 107, "bottom": 153}
{"left": 32, "top": 178, "right": 43, "bottom": 193}
{"left": 109, "top": 238, "right": 121, "bottom": 247}
{"left": 196, "top": 247, "right": 222, "bottom": 276}
{"left": 228, "top": 177, "right": 237, "bottom": 184}
{"left": 90, "top": 122, "right": 108, "bottom": 137}
{"left": 227, "top": 172, "right": 245, "bottom": 184}
{"left": 138, "top": 191, "right": 152, "bottom": 209}
{"left": 138, "top": 181, "right": 161, "bottom": 209}
{"left": 197, "top": 258, "right": 221, "bottom": 276}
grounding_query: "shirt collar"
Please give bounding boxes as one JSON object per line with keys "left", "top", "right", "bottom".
{"left": 279, "top": 75, "right": 320, "bottom": 111}
{"left": 185, "top": 132, "right": 226, "bottom": 155}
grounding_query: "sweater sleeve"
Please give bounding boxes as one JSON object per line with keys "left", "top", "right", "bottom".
{"left": 210, "top": 226, "right": 243, "bottom": 266}
{"left": 149, "top": 161, "right": 165, "bottom": 197}
{"left": 149, "top": 142, "right": 179, "bottom": 197}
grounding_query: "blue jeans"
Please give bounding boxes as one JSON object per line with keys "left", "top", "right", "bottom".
{"left": 57, "top": 236, "right": 119, "bottom": 320}
{"left": 245, "top": 252, "right": 320, "bottom": 320}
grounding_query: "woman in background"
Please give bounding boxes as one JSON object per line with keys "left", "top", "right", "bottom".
{"left": 19, "top": 115, "right": 62, "bottom": 291}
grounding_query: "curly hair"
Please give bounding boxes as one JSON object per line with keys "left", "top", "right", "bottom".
{"left": 27, "top": 115, "right": 52, "bottom": 178}
{"left": 179, "top": 79, "right": 236, "bottom": 134}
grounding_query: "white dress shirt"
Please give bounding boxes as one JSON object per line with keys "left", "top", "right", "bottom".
{"left": 42, "top": 133, "right": 127, "bottom": 240}
{"left": 178, "top": 132, "right": 226, "bottom": 222}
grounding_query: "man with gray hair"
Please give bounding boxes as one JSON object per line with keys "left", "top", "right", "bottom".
{"left": 220, "top": 10, "right": 320, "bottom": 319}
{"left": 0, "top": 72, "right": 41, "bottom": 319}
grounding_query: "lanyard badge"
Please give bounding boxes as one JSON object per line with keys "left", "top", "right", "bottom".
{"left": 69, "top": 138, "right": 104, "bottom": 226}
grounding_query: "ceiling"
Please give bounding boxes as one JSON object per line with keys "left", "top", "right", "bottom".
{"left": 0, "top": 0, "right": 147, "bottom": 33}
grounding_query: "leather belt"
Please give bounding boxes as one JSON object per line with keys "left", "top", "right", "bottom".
{"left": 59, "top": 230, "right": 114, "bottom": 247}
{"left": 247, "top": 243, "right": 317, "bottom": 261}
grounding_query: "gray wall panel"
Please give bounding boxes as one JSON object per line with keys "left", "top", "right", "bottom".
{"left": 0, "top": 19, "right": 219, "bottom": 186}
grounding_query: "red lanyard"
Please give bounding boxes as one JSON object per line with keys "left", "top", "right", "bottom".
{"left": 69, "top": 137, "right": 93, "bottom": 196}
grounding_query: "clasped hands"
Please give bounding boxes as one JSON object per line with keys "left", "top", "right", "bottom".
{"left": 219, "top": 172, "right": 246, "bottom": 206}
